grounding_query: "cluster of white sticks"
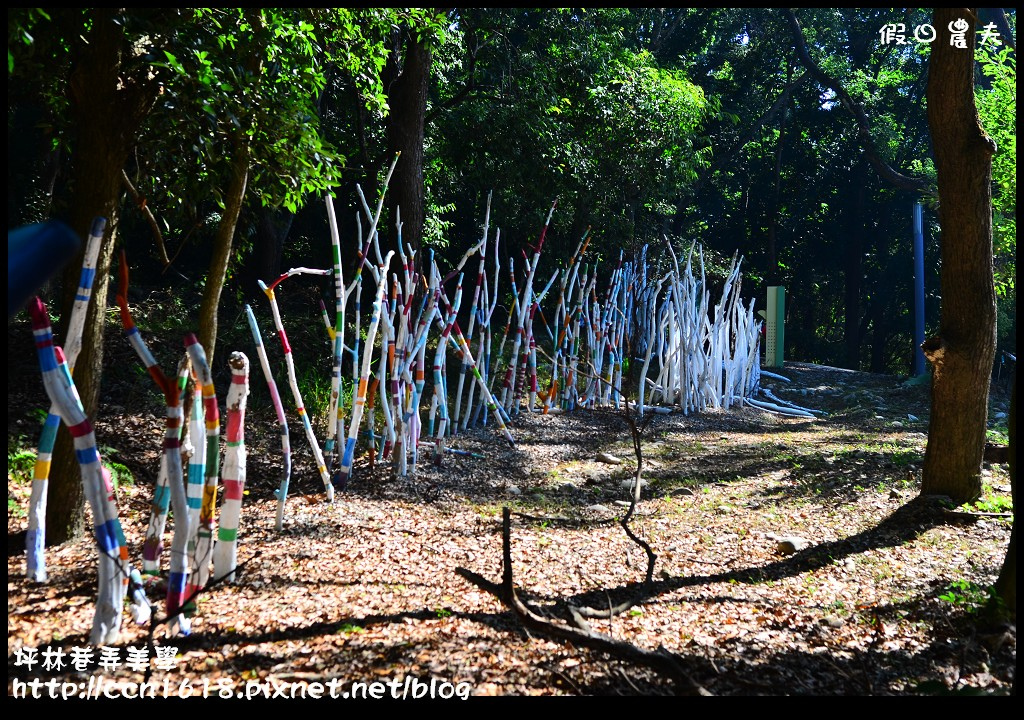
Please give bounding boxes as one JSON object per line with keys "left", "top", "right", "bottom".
{"left": 248, "top": 179, "right": 769, "bottom": 507}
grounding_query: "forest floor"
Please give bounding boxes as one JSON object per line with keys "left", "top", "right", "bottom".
{"left": 6, "top": 310, "right": 1016, "bottom": 699}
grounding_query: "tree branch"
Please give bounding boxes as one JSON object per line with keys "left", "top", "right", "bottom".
{"left": 456, "top": 508, "right": 711, "bottom": 695}
{"left": 121, "top": 170, "right": 171, "bottom": 266}
{"left": 980, "top": 8, "right": 1016, "bottom": 50}
{"left": 783, "top": 9, "right": 935, "bottom": 196}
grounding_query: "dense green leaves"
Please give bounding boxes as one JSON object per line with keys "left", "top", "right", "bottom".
{"left": 7, "top": 7, "right": 1016, "bottom": 373}
{"left": 976, "top": 44, "right": 1016, "bottom": 298}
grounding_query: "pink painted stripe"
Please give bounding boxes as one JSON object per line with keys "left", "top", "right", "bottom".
{"left": 67, "top": 419, "right": 94, "bottom": 438}
{"left": 227, "top": 414, "right": 242, "bottom": 440}
{"left": 223, "top": 479, "right": 244, "bottom": 501}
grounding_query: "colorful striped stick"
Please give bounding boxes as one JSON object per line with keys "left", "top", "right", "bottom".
{"left": 163, "top": 355, "right": 192, "bottom": 635}
{"left": 376, "top": 276, "right": 398, "bottom": 461}
{"left": 451, "top": 192, "right": 491, "bottom": 433}
{"left": 184, "top": 376, "right": 206, "bottom": 577}
{"left": 432, "top": 272, "right": 463, "bottom": 465}
{"left": 29, "top": 297, "right": 131, "bottom": 645}
{"left": 468, "top": 230, "right": 502, "bottom": 429}
{"left": 337, "top": 251, "right": 394, "bottom": 486}
{"left": 183, "top": 333, "right": 220, "bottom": 599}
{"left": 495, "top": 261, "right": 522, "bottom": 408}
{"left": 213, "top": 352, "right": 249, "bottom": 583}
{"left": 115, "top": 249, "right": 186, "bottom": 580}
{"left": 323, "top": 192, "right": 347, "bottom": 476}
{"left": 433, "top": 273, "right": 516, "bottom": 448}
{"left": 26, "top": 216, "right": 106, "bottom": 582}
{"left": 507, "top": 199, "right": 557, "bottom": 413}
{"left": 245, "top": 304, "right": 291, "bottom": 531}
{"left": 258, "top": 277, "right": 335, "bottom": 503}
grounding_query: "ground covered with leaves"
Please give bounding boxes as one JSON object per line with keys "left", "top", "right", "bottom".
{"left": 7, "top": 311, "right": 1016, "bottom": 698}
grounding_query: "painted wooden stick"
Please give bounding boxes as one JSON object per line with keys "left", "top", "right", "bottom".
{"left": 183, "top": 333, "right": 220, "bottom": 599}
{"left": 112, "top": 251, "right": 195, "bottom": 633}
{"left": 245, "top": 304, "right": 291, "bottom": 531}
{"left": 164, "top": 355, "right": 193, "bottom": 635}
{"left": 432, "top": 272, "right": 463, "bottom": 465}
{"left": 26, "top": 216, "right": 105, "bottom": 582}
{"left": 452, "top": 192, "right": 491, "bottom": 433}
{"left": 114, "top": 249, "right": 178, "bottom": 576}
{"left": 259, "top": 278, "right": 335, "bottom": 503}
{"left": 213, "top": 352, "right": 249, "bottom": 582}
{"left": 29, "top": 297, "right": 128, "bottom": 645}
{"left": 337, "top": 251, "right": 394, "bottom": 486}
{"left": 184, "top": 377, "right": 206, "bottom": 582}
{"left": 324, "top": 192, "right": 347, "bottom": 474}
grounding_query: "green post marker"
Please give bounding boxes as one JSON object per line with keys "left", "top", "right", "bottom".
{"left": 766, "top": 286, "right": 785, "bottom": 367}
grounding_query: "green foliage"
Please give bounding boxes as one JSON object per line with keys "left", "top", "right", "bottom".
{"left": 106, "top": 461, "right": 135, "bottom": 490}
{"left": 7, "top": 449, "right": 36, "bottom": 483}
{"left": 295, "top": 365, "right": 341, "bottom": 435}
{"left": 429, "top": 8, "right": 712, "bottom": 262}
{"left": 971, "top": 494, "right": 1012, "bottom": 514}
{"left": 9, "top": 497, "right": 27, "bottom": 518}
{"left": 937, "top": 579, "right": 993, "bottom": 613}
{"left": 7, "top": 8, "right": 50, "bottom": 74}
{"left": 975, "top": 44, "right": 1016, "bottom": 298}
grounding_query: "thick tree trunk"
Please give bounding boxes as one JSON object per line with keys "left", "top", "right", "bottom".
{"left": 385, "top": 27, "right": 433, "bottom": 276}
{"left": 46, "top": 9, "right": 156, "bottom": 544}
{"left": 198, "top": 145, "right": 249, "bottom": 366}
{"left": 920, "top": 9, "right": 997, "bottom": 505}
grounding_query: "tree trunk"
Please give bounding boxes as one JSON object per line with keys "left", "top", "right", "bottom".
{"left": 920, "top": 8, "right": 998, "bottom": 505}
{"left": 198, "top": 144, "right": 250, "bottom": 366}
{"left": 46, "top": 9, "right": 157, "bottom": 544}
{"left": 239, "top": 204, "right": 293, "bottom": 306}
{"left": 385, "top": 25, "right": 433, "bottom": 276}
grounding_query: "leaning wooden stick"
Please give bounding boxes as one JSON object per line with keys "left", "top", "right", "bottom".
{"left": 29, "top": 297, "right": 130, "bottom": 645}
{"left": 324, "top": 192, "right": 347, "bottom": 475}
{"left": 26, "top": 216, "right": 105, "bottom": 582}
{"left": 115, "top": 249, "right": 183, "bottom": 578}
{"left": 115, "top": 263, "right": 196, "bottom": 634}
{"left": 452, "top": 191, "right": 491, "bottom": 433}
{"left": 245, "top": 304, "right": 291, "bottom": 531}
{"left": 258, "top": 275, "right": 335, "bottom": 503}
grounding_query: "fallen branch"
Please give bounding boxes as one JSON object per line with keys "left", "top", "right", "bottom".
{"left": 456, "top": 508, "right": 710, "bottom": 695}
{"left": 510, "top": 511, "right": 618, "bottom": 527}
